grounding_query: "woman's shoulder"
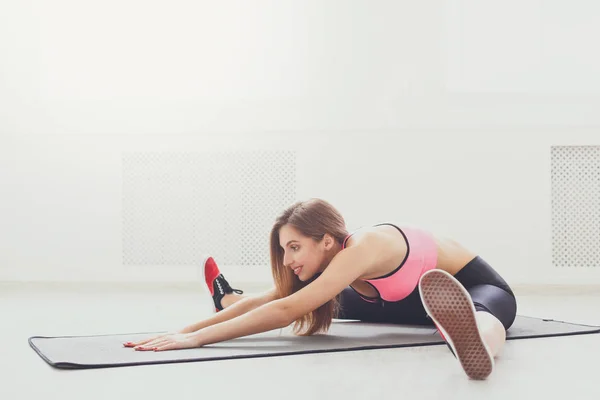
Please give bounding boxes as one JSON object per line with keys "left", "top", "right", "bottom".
{"left": 342, "top": 223, "right": 408, "bottom": 275}
{"left": 344, "top": 223, "right": 405, "bottom": 248}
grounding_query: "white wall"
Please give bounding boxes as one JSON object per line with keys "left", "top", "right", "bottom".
{"left": 2, "top": 1, "right": 600, "bottom": 288}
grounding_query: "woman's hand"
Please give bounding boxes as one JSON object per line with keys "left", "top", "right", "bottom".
{"left": 123, "top": 332, "right": 176, "bottom": 348}
{"left": 123, "top": 332, "right": 201, "bottom": 352}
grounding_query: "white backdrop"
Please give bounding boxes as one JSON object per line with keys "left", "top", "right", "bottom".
{"left": 2, "top": 1, "right": 600, "bottom": 288}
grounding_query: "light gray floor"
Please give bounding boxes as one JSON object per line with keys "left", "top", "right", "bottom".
{"left": 2, "top": 284, "right": 599, "bottom": 400}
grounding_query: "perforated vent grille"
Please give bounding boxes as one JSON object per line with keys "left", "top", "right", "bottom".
{"left": 551, "top": 146, "right": 600, "bottom": 267}
{"left": 122, "top": 151, "right": 296, "bottom": 266}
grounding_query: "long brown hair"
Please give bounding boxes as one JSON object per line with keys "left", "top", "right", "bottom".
{"left": 270, "top": 198, "right": 349, "bottom": 336}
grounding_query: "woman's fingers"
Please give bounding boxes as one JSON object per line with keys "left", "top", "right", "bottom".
{"left": 128, "top": 334, "right": 197, "bottom": 351}
{"left": 123, "top": 335, "right": 164, "bottom": 348}
{"left": 154, "top": 342, "right": 179, "bottom": 351}
{"left": 126, "top": 338, "right": 153, "bottom": 347}
{"left": 133, "top": 337, "right": 172, "bottom": 350}
{"left": 134, "top": 345, "right": 158, "bottom": 351}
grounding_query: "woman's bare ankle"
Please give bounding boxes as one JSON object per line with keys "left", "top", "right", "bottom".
{"left": 221, "top": 293, "right": 245, "bottom": 309}
{"left": 476, "top": 311, "right": 506, "bottom": 357}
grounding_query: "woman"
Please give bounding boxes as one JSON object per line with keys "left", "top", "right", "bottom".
{"left": 124, "top": 198, "right": 517, "bottom": 380}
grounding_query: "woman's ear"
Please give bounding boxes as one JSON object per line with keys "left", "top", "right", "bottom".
{"left": 323, "top": 234, "right": 334, "bottom": 250}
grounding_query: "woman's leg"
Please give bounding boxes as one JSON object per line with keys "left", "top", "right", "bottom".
{"left": 468, "top": 283, "right": 517, "bottom": 357}
{"left": 475, "top": 311, "right": 506, "bottom": 357}
{"left": 449, "top": 255, "right": 517, "bottom": 358}
{"left": 419, "top": 266, "right": 517, "bottom": 380}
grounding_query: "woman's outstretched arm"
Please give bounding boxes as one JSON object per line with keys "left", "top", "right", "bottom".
{"left": 179, "top": 288, "right": 278, "bottom": 333}
{"left": 124, "top": 288, "right": 277, "bottom": 349}
{"left": 136, "top": 235, "right": 379, "bottom": 351}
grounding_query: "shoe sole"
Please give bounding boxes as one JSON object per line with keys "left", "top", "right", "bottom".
{"left": 198, "top": 254, "right": 219, "bottom": 315}
{"left": 419, "top": 269, "right": 494, "bottom": 380}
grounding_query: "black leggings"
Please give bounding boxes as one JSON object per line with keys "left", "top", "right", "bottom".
{"left": 336, "top": 256, "right": 517, "bottom": 330}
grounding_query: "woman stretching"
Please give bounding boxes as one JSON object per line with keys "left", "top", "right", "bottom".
{"left": 124, "top": 198, "right": 517, "bottom": 380}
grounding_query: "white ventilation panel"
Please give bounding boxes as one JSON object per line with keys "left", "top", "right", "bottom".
{"left": 551, "top": 146, "right": 600, "bottom": 267}
{"left": 122, "top": 151, "right": 296, "bottom": 266}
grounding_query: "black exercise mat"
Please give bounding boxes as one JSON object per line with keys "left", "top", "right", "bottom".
{"left": 29, "top": 315, "right": 600, "bottom": 369}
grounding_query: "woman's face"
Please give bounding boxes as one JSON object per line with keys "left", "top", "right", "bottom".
{"left": 279, "top": 224, "right": 328, "bottom": 282}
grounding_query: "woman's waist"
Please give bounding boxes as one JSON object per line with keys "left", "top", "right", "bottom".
{"left": 432, "top": 235, "right": 478, "bottom": 275}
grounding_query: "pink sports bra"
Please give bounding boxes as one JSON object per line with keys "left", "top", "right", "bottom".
{"left": 342, "top": 223, "right": 438, "bottom": 303}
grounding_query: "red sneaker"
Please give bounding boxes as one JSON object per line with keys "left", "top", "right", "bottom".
{"left": 419, "top": 269, "right": 494, "bottom": 380}
{"left": 200, "top": 255, "right": 243, "bottom": 313}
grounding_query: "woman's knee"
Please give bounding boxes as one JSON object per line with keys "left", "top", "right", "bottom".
{"left": 468, "top": 284, "right": 517, "bottom": 330}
